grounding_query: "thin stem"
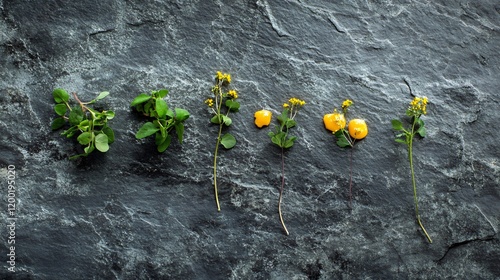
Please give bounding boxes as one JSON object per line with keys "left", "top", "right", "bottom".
{"left": 408, "top": 118, "right": 432, "bottom": 243}
{"left": 213, "top": 123, "right": 223, "bottom": 212}
{"left": 349, "top": 148, "right": 353, "bottom": 209}
{"left": 278, "top": 147, "right": 289, "bottom": 235}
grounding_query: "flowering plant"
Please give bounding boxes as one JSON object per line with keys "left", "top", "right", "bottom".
{"left": 323, "top": 99, "right": 368, "bottom": 207}
{"left": 205, "top": 71, "right": 240, "bottom": 211}
{"left": 268, "top": 97, "right": 305, "bottom": 235}
{"left": 392, "top": 96, "right": 432, "bottom": 243}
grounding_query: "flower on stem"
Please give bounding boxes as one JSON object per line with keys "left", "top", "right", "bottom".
{"left": 392, "top": 96, "right": 433, "bottom": 243}
{"left": 207, "top": 71, "right": 240, "bottom": 212}
{"left": 323, "top": 99, "right": 368, "bottom": 208}
{"left": 268, "top": 97, "right": 306, "bottom": 235}
{"left": 205, "top": 98, "right": 214, "bottom": 107}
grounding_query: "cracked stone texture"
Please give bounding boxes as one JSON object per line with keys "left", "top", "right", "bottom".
{"left": 1, "top": 0, "right": 499, "bottom": 279}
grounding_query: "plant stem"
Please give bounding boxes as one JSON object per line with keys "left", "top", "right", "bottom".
{"left": 349, "top": 148, "right": 353, "bottom": 209}
{"left": 279, "top": 147, "right": 289, "bottom": 235}
{"left": 213, "top": 122, "right": 223, "bottom": 212}
{"left": 408, "top": 118, "right": 432, "bottom": 243}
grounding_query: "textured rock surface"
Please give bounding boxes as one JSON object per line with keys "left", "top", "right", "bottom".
{"left": 1, "top": 0, "right": 499, "bottom": 279}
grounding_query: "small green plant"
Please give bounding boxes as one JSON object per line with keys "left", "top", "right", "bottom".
{"left": 323, "top": 99, "right": 368, "bottom": 207}
{"left": 392, "top": 96, "right": 432, "bottom": 243}
{"left": 268, "top": 97, "right": 305, "bottom": 235}
{"left": 205, "top": 71, "right": 240, "bottom": 212}
{"left": 51, "top": 88, "right": 115, "bottom": 160}
{"left": 131, "top": 89, "right": 190, "bottom": 152}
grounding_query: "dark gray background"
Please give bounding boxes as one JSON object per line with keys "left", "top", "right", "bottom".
{"left": 1, "top": 0, "right": 499, "bottom": 279}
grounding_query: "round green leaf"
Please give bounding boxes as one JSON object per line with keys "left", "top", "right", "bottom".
{"left": 102, "top": 126, "right": 115, "bottom": 143}
{"left": 211, "top": 115, "right": 222, "bottom": 124}
{"left": 95, "top": 133, "right": 109, "bottom": 152}
{"left": 52, "top": 88, "right": 69, "bottom": 103}
{"left": 220, "top": 133, "right": 236, "bottom": 149}
{"left": 391, "top": 119, "right": 403, "bottom": 131}
{"left": 54, "top": 104, "right": 67, "bottom": 116}
{"left": 222, "top": 115, "right": 232, "bottom": 126}
{"left": 77, "top": 132, "right": 92, "bottom": 145}
{"left": 51, "top": 117, "right": 66, "bottom": 130}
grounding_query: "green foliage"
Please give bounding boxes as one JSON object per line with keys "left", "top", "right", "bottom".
{"left": 334, "top": 130, "right": 352, "bottom": 148}
{"left": 131, "top": 89, "right": 190, "bottom": 153}
{"left": 51, "top": 88, "right": 115, "bottom": 159}
{"left": 268, "top": 109, "right": 298, "bottom": 149}
{"left": 220, "top": 133, "right": 236, "bottom": 149}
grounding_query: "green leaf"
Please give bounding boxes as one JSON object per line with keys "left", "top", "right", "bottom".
{"left": 84, "top": 143, "right": 95, "bottom": 154}
{"left": 52, "top": 88, "right": 69, "bottom": 103}
{"left": 155, "top": 132, "right": 166, "bottom": 145}
{"left": 417, "top": 126, "right": 426, "bottom": 137}
{"left": 103, "top": 110, "right": 115, "bottom": 120}
{"left": 222, "top": 115, "right": 232, "bottom": 126}
{"left": 62, "top": 126, "right": 78, "bottom": 138}
{"left": 225, "top": 100, "right": 240, "bottom": 112}
{"left": 174, "top": 122, "right": 185, "bottom": 143}
{"left": 395, "top": 138, "right": 407, "bottom": 144}
{"left": 102, "top": 126, "right": 115, "bottom": 143}
{"left": 157, "top": 89, "right": 169, "bottom": 98}
{"left": 69, "top": 107, "right": 84, "bottom": 126}
{"left": 285, "top": 119, "right": 296, "bottom": 129}
{"left": 220, "top": 133, "right": 236, "bottom": 149}
{"left": 77, "top": 132, "right": 92, "bottom": 145}
{"left": 391, "top": 119, "right": 403, "bottom": 131}
{"left": 136, "top": 122, "right": 159, "bottom": 139}
{"left": 96, "top": 91, "right": 110, "bottom": 101}
{"left": 131, "top": 93, "right": 152, "bottom": 107}
{"left": 156, "top": 98, "right": 168, "bottom": 119}
{"left": 95, "top": 133, "right": 109, "bottom": 152}
{"left": 211, "top": 115, "right": 222, "bottom": 124}
{"left": 51, "top": 117, "right": 66, "bottom": 130}
{"left": 335, "top": 130, "right": 352, "bottom": 148}
{"left": 416, "top": 118, "right": 424, "bottom": 128}
{"left": 166, "top": 109, "right": 175, "bottom": 118}
{"left": 54, "top": 104, "right": 67, "bottom": 116}
{"left": 175, "top": 108, "right": 190, "bottom": 122}
{"left": 157, "top": 134, "right": 172, "bottom": 152}
{"left": 283, "top": 136, "right": 297, "bottom": 148}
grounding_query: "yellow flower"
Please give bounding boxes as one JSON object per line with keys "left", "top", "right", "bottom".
{"left": 288, "top": 97, "right": 306, "bottom": 107}
{"left": 408, "top": 96, "right": 428, "bottom": 116}
{"left": 342, "top": 99, "right": 353, "bottom": 110}
{"left": 283, "top": 103, "right": 289, "bottom": 108}
{"left": 225, "top": 74, "right": 231, "bottom": 83}
{"left": 227, "top": 90, "right": 238, "bottom": 99}
{"left": 216, "top": 71, "right": 224, "bottom": 81}
{"left": 205, "top": 98, "right": 214, "bottom": 107}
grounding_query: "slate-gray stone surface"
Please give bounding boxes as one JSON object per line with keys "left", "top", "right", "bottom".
{"left": 1, "top": 0, "right": 499, "bottom": 279}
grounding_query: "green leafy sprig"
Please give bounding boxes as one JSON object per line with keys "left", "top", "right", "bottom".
{"left": 51, "top": 88, "right": 115, "bottom": 160}
{"left": 268, "top": 97, "right": 305, "bottom": 236}
{"left": 392, "top": 96, "right": 432, "bottom": 243}
{"left": 206, "top": 71, "right": 240, "bottom": 211}
{"left": 131, "top": 89, "right": 190, "bottom": 152}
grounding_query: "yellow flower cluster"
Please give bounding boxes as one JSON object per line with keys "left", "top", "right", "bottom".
{"left": 205, "top": 98, "right": 214, "bottom": 107}
{"left": 408, "top": 96, "right": 428, "bottom": 115}
{"left": 289, "top": 97, "right": 306, "bottom": 106}
{"left": 284, "top": 97, "right": 306, "bottom": 108}
{"left": 342, "top": 99, "right": 353, "bottom": 110}
{"left": 216, "top": 71, "right": 231, "bottom": 83}
{"left": 227, "top": 90, "right": 238, "bottom": 99}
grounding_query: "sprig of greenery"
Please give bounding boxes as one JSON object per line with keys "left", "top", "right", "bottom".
{"left": 131, "top": 89, "right": 190, "bottom": 152}
{"left": 206, "top": 71, "right": 240, "bottom": 211}
{"left": 51, "top": 88, "right": 115, "bottom": 160}
{"left": 392, "top": 96, "right": 432, "bottom": 243}
{"left": 268, "top": 97, "right": 305, "bottom": 236}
